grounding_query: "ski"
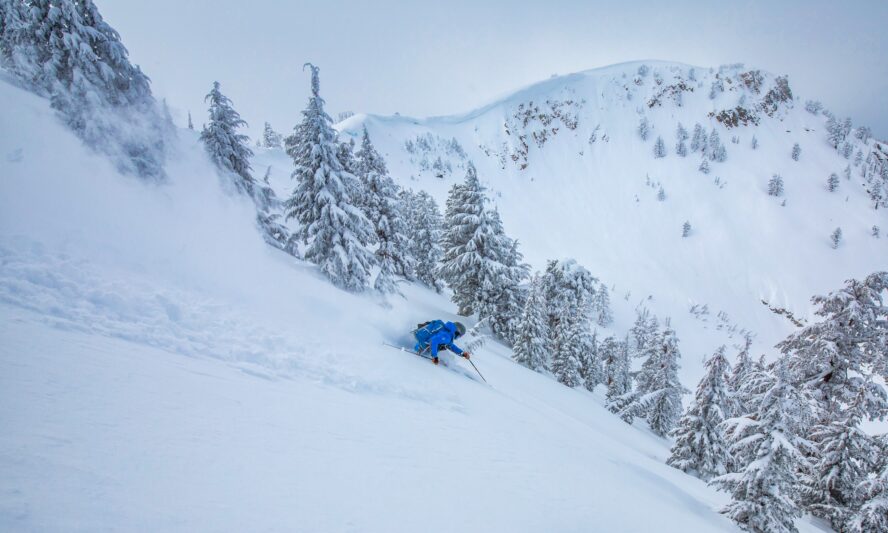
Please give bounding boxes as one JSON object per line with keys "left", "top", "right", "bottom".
{"left": 382, "top": 342, "right": 489, "bottom": 385}
{"left": 382, "top": 342, "right": 434, "bottom": 361}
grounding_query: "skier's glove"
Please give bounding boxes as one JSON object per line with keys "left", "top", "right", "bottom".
{"left": 463, "top": 352, "right": 471, "bottom": 360}
{"left": 432, "top": 357, "right": 439, "bottom": 365}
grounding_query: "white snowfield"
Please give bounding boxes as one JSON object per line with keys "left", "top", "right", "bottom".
{"left": 0, "top": 59, "right": 872, "bottom": 532}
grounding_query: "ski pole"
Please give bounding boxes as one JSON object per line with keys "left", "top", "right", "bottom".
{"left": 467, "top": 358, "right": 488, "bottom": 384}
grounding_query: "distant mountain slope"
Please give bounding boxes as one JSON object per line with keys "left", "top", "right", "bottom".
{"left": 340, "top": 61, "right": 888, "bottom": 382}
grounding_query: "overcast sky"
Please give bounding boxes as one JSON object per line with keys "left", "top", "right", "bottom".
{"left": 103, "top": 0, "right": 888, "bottom": 139}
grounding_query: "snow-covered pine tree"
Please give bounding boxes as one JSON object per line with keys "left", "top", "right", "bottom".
{"left": 354, "top": 127, "right": 414, "bottom": 292}
{"left": 579, "top": 327, "right": 604, "bottom": 391}
{"left": 711, "top": 361, "right": 812, "bottom": 533}
{"left": 197, "top": 82, "right": 295, "bottom": 255}
{"left": 551, "top": 312, "right": 584, "bottom": 388}
{"left": 690, "top": 124, "right": 705, "bottom": 153}
{"left": 620, "top": 320, "right": 684, "bottom": 435}
{"left": 630, "top": 307, "right": 659, "bottom": 359}
{"left": 791, "top": 143, "right": 801, "bottom": 161}
{"left": 802, "top": 387, "right": 882, "bottom": 531}
{"left": 707, "top": 130, "right": 719, "bottom": 159}
{"left": 590, "top": 282, "right": 613, "bottom": 327}
{"left": 826, "top": 115, "right": 846, "bottom": 148}
{"left": 830, "top": 227, "right": 842, "bottom": 249}
{"left": 401, "top": 189, "right": 444, "bottom": 291}
{"left": 682, "top": 221, "right": 691, "bottom": 237}
{"left": 439, "top": 164, "right": 485, "bottom": 315}
{"left": 512, "top": 273, "right": 550, "bottom": 372}
{"left": 187, "top": 111, "right": 194, "bottom": 130}
{"left": 440, "top": 164, "right": 528, "bottom": 336}
{"left": 728, "top": 335, "right": 754, "bottom": 417}
{"left": 644, "top": 324, "right": 685, "bottom": 437}
{"left": 653, "top": 136, "right": 666, "bottom": 158}
{"left": 603, "top": 335, "right": 632, "bottom": 405}
{"left": 751, "top": 135, "right": 758, "bottom": 150}
{"left": 657, "top": 186, "right": 666, "bottom": 201}
{"left": 698, "top": 158, "right": 710, "bottom": 174}
{"left": 476, "top": 208, "right": 530, "bottom": 343}
{"left": 0, "top": 0, "right": 168, "bottom": 179}
{"left": 873, "top": 225, "right": 881, "bottom": 238}
{"left": 284, "top": 63, "right": 376, "bottom": 291}
{"left": 768, "top": 174, "right": 785, "bottom": 196}
{"left": 848, "top": 460, "right": 888, "bottom": 532}
{"left": 200, "top": 81, "right": 255, "bottom": 194}
{"left": 668, "top": 345, "right": 733, "bottom": 480}
{"left": 638, "top": 117, "right": 650, "bottom": 141}
{"left": 261, "top": 122, "right": 283, "bottom": 149}
{"left": 778, "top": 272, "right": 888, "bottom": 422}
{"left": 827, "top": 173, "right": 839, "bottom": 192}
{"left": 675, "top": 123, "right": 688, "bottom": 157}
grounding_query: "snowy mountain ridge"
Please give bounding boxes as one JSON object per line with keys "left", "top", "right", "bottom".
{"left": 333, "top": 59, "right": 887, "bottom": 385}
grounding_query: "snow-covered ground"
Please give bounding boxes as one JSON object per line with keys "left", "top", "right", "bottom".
{"left": 0, "top": 61, "right": 870, "bottom": 531}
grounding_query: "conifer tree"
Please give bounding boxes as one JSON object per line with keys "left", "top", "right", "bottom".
{"left": 284, "top": 64, "right": 376, "bottom": 291}
{"left": 791, "top": 143, "right": 801, "bottom": 161}
{"left": 354, "top": 127, "right": 414, "bottom": 291}
{"left": 475, "top": 208, "right": 529, "bottom": 343}
{"left": 690, "top": 124, "right": 705, "bottom": 152}
{"left": 551, "top": 313, "right": 584, "bottom": 387}
{"left": 603, "top": 335, "right": 632, "bottom": 405}
{"left": 675, "top": 123, "right": 688, "bottom": 156}
{"left": 728, "top": 335, "right": 754, "bottom": 417}
{"left": 802, "top": 388, "right": 882, "bottom": 531}
{"left": 848, "top": 461, "right": 888, "bottom": 532}
{"left": 830, "top": 227, "right": 842, "bottom": 249}
{"left": 708, "top": 130, "right": 727, "bottom": 162}
{"left": 827, "top": 173, "right": 839, "bottom": 192}
{"left": 698, "top": 158, "right": 710, "bottom": 174}
{"left": 682, "top": 221, "right": 691, "bottom": 237}
{"left": 579, "top": 328, "right": 604, "bottom": 391}
{"left": 440, "top": 164, "right": 528, "bottom": 335}
{"left": 653, "top": 136, "right": 666, "bottom": 158}
{"left": 778, "top": 272, "right": 888, "bottom": 423}
{"left": 512, "top": 274, "right": 550, "bottom": 372}
{"left": 261, "top": 122, "right": 283, "bottom": 148}
{"left": 439, "top": 164, "right": 486, "bottom": 315}
{"left": 751, "top": 135, "right": 758, "bottom": 150}
{"left": 711, "top": 361, "right": 811, "bottom": 533}
{"left": 200, "top": 81, "right": 255, "bottom": 194}
{"left": 401, "top": 189, "right": 444, "bottom": 291}
{"left": 590, "top": 282, "right": 613, "bottom": 327}
{"left": 768, "top": 174, "right": 785, "bottom": 196}
{"left": 630, "top": 307, "right": 659, "bottom": 359}
{"left": 644, "top": 325, "right": 685, "bottom": 436}
{"left": 668, "top": 346, "right": 733, "bottom": 480}
{"left": 187, "top": 111, "right": 194, "bottom": 130}
{"left": 638, "top": 117, "right": 650, "bottom": 141}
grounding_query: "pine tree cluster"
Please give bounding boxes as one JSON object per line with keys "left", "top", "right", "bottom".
{"left": 662, "top": 273, "right": 888, "bottom": 533}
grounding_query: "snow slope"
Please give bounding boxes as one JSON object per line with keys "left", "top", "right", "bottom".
{"left": 340, "top": 61, "right": 887, "bottom": 385}
{"left": 0, "top": 63, "right": 862, "bottom": 532}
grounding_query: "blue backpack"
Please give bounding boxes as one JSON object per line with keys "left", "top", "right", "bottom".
{"left": 414, "top": 320, "right": 446, "bottom": 345}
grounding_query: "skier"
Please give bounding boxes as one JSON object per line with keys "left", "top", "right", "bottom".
{"left": 413, "top": 320, "right": 472, "bottom": 365}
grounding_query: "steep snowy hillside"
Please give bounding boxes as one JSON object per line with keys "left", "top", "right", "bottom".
{"left": 340, "top": 60, "right": 888, "bottom": 384}
{"left": 0, "top": 71, "right": 820, "bottom": 533}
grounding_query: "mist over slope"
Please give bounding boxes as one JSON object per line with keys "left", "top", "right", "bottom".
{"left": 340, "top": 60, "right": 887, "bottom": 381}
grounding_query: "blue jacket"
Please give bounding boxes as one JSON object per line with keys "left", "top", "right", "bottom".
{"left": 414, "top": 320, "right": 464, "bottom": 357}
